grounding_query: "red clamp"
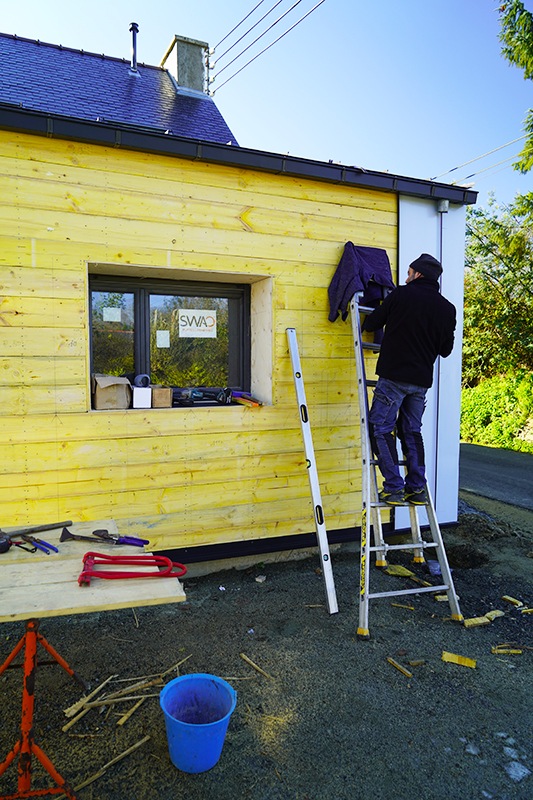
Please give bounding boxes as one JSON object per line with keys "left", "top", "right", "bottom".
{"left": 78, "top": 551, "right": 187, "bottom": 586}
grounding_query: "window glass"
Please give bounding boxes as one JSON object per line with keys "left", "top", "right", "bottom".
{"left": 150, "top": 295, "right": 229, "bottom": 387}
{"left": 91, "top": 291, "right": 134, "bottom": 376}
{"left": 89, "top": 276, "right": 250, "bottom": 407}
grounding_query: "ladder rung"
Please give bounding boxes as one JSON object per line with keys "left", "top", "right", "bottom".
{"left": 368, "top": 459, "right": 407, "bottom": 466}
{"left": 370, "top": 501, "right": 426, "bottom": 508}
{"left": 366, "top": 380, "right": 378, "bottom": 387}
{"left": 368, "top": 541, "right": 438, "bottom": 553}
{"left": 358, "top": 306, "right": 374, "bottom": 314}
{"left": 362, "top": 343, "right": 380, "bottom": 352}
{"left": 368, "top": 584, "right": 450, "bottom": 600}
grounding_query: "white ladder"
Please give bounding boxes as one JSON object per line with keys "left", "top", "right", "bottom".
{"left": 349, "top": 296, "right": 463, "bottom": 639}
{"left": 286, "top": 328, "right": 338, "bottom": 615}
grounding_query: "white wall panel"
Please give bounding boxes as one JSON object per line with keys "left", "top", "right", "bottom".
{"left": 394, "top": 197, "right": 465, "bottom": 529}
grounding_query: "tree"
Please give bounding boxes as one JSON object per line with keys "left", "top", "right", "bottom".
{"left": 463, "top": 196, "right": 533, "bottom": 385}
{"left": 499, "top": 1, "right": 533, "bottom": 171}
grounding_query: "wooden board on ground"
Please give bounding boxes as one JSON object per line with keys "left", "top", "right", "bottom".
{"left": 0, "top": 520, "right": 186, "bottom": 623}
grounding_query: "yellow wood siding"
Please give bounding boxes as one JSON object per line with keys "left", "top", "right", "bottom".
{"left": 0, "top": 130, "right": 396, "bottom": 551}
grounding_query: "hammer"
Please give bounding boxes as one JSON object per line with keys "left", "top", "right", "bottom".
{"left": 0, "top": 520, "right": 72, "bottom": 554}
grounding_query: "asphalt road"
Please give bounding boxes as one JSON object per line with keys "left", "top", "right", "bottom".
{"left": 459, "top": 442, "right": 533, "bottom": 511}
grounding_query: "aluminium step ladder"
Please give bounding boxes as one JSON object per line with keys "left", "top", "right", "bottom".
{"left": 286, "top": 328, "right": 338, "bottom": 615}
{"left": 349, "top": 295, "right": 463, "bottom": 639}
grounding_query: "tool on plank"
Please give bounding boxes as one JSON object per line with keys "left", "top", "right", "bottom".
{"left": 0, "top": 520, "right": 71, "bottom": 555}
{"left": 12, "top": 535, "right": 58, "bottom": 554}
{"left": 60, "top": 528, "right": 149, "bottom": 547}
{"left": 78, "top": 551, "right": 187, "bottom": 586}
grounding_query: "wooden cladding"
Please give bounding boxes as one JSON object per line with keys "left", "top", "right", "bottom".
{"left": 0, "top": 130, "right": 396, "bottom": 550}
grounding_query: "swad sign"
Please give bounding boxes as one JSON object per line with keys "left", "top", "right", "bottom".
{"left": 178, "top": 310, "right": 217, "bottom": 338}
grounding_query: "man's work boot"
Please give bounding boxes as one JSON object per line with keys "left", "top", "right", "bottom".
{"left": 378, "top": 490, "right": 405, "bottom": 506}
{"left": 405, "top": 487, "right": 428, "bottom": 505}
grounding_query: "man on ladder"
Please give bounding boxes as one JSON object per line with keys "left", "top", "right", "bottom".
{"left": 362, "top": 253, "right": 456, "bottom": 507}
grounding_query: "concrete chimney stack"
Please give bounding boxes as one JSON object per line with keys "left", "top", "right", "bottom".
{"left": 160, "top": 35, "right": 208, "bottom": 94}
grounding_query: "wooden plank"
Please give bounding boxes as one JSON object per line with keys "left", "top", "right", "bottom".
{"left": 0, "top": 468, "right": 360, "bottom": 517}
{"left": 0, "top": 150, "right": 398, "bottom": 216}
{"left": 0, "top": 357, "right": 86, "bottom": 386}
{"left": 0, "top": 205, "right": 397, "bottom": 264}
{"left": 2, "top": 175, "right": 396, "bottom": 244}
{"left": 0, "top": 400, "right": 360, "bottom": 445}
{"left": 116, "top": 493, "right": 364, "bottom": 551}
{"left": 0, "top": 265, "right": 85, "bottom": 299}
{"left": 0, "top": 518, "right": 186, "bottom": 623}
{"left": 0, "top": 295, "right": 85, "bottom": 328}
{"left": 0, "top": 564, "right": 185, "bottom": 623}
{"left": 0, "top": 167, "right": 397, "bottom": 224}
{"left": 0, "top": 492, "right": 363, "bottom": 547}
{"left": 0, "top": 131, "right": 398, "bottom": 209}
{"left": 1, "top": 519, "right": 120, "bottom": 565}
{"left": 0, "top": 434, "right": 360, "bottom": 483}
{"left": 274, "top": 333, "right": 358, "bottom": 361}
{"left": 1, "top": 327, "right": 86, "bottom": 357}
{"left": 0, "top": 461, "right": 361, "bottom": 521}
{"left": 275, "top": 382, "right": 359, "bottom": 407}
{"left": 0, "top": 234, "right": 395, "bottom": 289}
{"left": 0, "top": 385, "right": 87, "bottom": 416}
{"left": 0, "top": 425, "right": 357, "bottom": 475}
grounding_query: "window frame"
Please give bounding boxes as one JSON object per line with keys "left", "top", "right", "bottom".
{"left": 89, "top": 274, "right": 251, "bottom": 403}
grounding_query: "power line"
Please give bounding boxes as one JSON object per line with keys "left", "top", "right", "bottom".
{"left": 468, "top": 163, "right": 518, "bottom": 185}
{"left": 452, "top": 147, "right": 533, "bottom": 184}
{"left": 214, "top": 0, "right": 269, "bottom": 51}
{"left": 211, "top": 0, "right": 326, "bottom": 92}
{"left": 211, "top": 0, "right": 306, "bottom": 80}
{"left": 430, "top": 134, "right": 527, "bottom": 181}
{"left": 214, "top": 0, "right": 287, "bottom": 61}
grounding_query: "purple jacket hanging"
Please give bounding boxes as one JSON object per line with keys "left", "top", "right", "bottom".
{"left": 328, "top": 242, "right": 395, "bottom": 323}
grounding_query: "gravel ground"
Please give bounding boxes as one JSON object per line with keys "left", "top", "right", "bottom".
{"left": 1, "top": 496, "right": 533, "bottom": 800}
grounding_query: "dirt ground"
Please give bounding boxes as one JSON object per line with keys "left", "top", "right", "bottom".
{"left": 1, "top": 494, "right": 533, "bottom": 800}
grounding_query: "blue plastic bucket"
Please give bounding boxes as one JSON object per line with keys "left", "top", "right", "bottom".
{"left": 159, "top": 673, "right": 237, "bottom": 773}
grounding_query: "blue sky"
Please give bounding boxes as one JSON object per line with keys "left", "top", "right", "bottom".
{"left": 3, "top": 0, "right": 532, "bottom": 208}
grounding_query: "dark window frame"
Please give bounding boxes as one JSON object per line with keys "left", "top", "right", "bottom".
{"left": 89, "top": 274, "right": 251, "bottom": 404}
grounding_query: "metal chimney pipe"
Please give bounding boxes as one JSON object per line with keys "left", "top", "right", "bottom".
{"left": 129, "top": 22, "right": 139, "bottom": 72}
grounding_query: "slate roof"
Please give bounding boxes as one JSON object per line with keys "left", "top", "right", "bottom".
{"left": 0, "top": 32, "right": 238, "bottom": 145}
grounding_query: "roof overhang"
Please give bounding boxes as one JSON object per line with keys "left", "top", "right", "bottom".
{"left": 0, "top": 105, "right": 477, "bottom": 205}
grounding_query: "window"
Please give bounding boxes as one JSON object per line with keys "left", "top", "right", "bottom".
{"left": 89, "top": 275, "right": 250, "bottom": 406}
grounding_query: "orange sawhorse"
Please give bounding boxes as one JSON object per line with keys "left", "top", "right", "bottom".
{"left": 0, "top": 618, "right": 86, "bottom": 799}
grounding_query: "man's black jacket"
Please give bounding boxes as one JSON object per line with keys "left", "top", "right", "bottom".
{"left": 362, "top": 276, "right": 456, "bottom": 388}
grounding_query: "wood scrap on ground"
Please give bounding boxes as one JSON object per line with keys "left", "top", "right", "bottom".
{"left": 117, "top": 697, "right": 145, "bottom": 726}
{"left": 160, "top": 653, "right": 192, "bottom": 678}
{"left": 63, "top": 674, "right": 117, "bottom": 718}
{"left": 442, "top": 651, "right": 477, "bottom": 668}
{"left": 502, "top": 595, "right": 524, "bottom": 607}
{"left": 240, "top": 652, "right": 274, "bottom": 679}
{"left": 492, "top": 645, "right": 522, "bottom": 654}
{"left": 82, "top": 693, "right": 160, "bottom": 709}
{"left": 55, "top": 735, "right": 151, "bottom": 799}
{"left": 386, "top": 658, "right": 412, "bottom": 677}
{"left": 61, "top": 656, "right": 193, "bottom": 732}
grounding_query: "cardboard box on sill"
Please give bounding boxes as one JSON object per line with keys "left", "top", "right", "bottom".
{"left": 92, "top": 374, "right": 132, "bottom": 410}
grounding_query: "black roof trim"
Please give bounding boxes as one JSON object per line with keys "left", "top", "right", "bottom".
{"left": 0, "top": 106, "right": 477, "bottom": 205}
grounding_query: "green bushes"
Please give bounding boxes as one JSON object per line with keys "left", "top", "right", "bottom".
{"left": 461, "top": 371, "right": 533, "bottom": 453}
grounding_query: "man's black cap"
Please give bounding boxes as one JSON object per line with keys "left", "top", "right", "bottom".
{"left": 410, "top": 253, "right": 442, "bottom": 281}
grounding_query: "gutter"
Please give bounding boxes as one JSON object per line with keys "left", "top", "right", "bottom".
{"left": 0, "top": 105, "right": 477, "bottom": 205}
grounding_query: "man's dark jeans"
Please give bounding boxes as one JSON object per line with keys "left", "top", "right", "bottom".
{"left": 368, "top": 377, "right": 427, "bottom": 494}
